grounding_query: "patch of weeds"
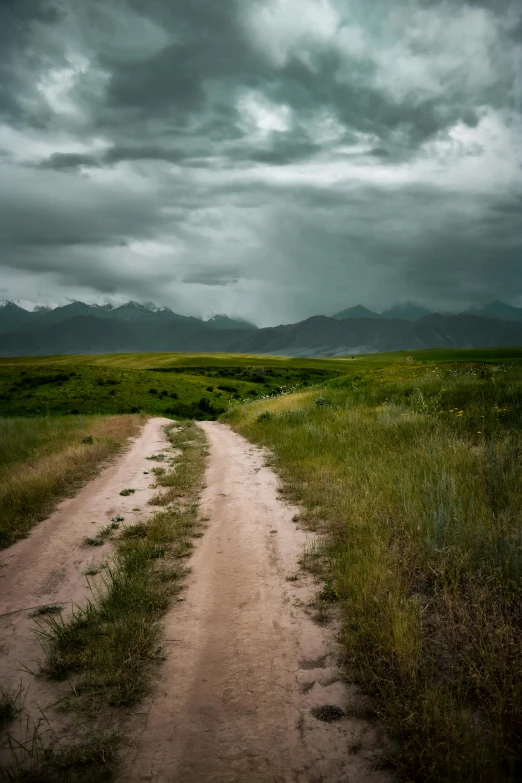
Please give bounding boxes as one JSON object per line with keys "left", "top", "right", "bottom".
{"left": 84, "top": 537, "right": 105, "bottom": 547}
{"left": 2, "top": 728, "right": 119, "bottom": 783}
{"left": 120, "top": 522, "right": 148, "bottom": 539}
{"left": 0, "top": 683, "right": 24, "bottom": 729}
{"left": 319, "top": 579, "right": 339, "bottom": 602}
{"left": 119, "top": 488, "right": 135, "bottom": 496}
{"left": 256, "top": 411, "right": 272, "bottom": 423}
{"left": 28, "top": 605, "right": 63, "bottom": 618}
{"left": 315, "top": 397, "right": 329, "bottom": 406}
{"left": 81, "top": 435, "right": 94, "bottom": 445}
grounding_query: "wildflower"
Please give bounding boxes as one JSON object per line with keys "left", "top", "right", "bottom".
{"left": 477, "top": 431, "right": 482, "bottom": 434}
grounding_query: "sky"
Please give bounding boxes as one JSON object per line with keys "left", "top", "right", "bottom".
{"left": 0, "top": 0, "right": 521, "bottom": 326}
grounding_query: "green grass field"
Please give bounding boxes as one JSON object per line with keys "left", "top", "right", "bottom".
{"left": 0, "top": 357, "right": 340, "bottom": 420}
{"left": 225, "top": 349, "right": 522, "bottom": 782}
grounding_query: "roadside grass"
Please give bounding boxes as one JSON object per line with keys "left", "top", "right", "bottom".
{"left": 36, "top": 420, "right": 207, "bottom": 714}
{"left": 0, "top": 729, "right": 119, "bottom": 783}
{"left": 0, "top": 415, "right": 142, "bottom": 549}
{"left": 225, "top": 361, "right": 522, "bottom": 782}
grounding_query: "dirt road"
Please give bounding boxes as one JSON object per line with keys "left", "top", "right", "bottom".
{"left": 123, "top": 422, "right": 391, "bottom": 783}
{"left": 0, "top": 417, "right": 173, "bottom": 746}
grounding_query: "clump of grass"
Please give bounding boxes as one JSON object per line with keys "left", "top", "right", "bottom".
{"left": 2, "top": 728, "right": 119, "bottom": 783}
{"left": 38, "top": 420, "right": 207, "bottom": 713}
{"left": 119, "top": 488, "right": 135, "bottom": 497}
{"left": 227, "top": 360, "right": 522, "bottom": 782}
{"left": 28, "top": 605, "right": 63, "bottom": 618}
{"left": 0, "top": 683, "right": 24, "bottom": 729}
{"left": 84, "top": 537, "right": 105, "bottom": 547}
{"left": 0, "top": 415, "right": 143, "bottom": 549}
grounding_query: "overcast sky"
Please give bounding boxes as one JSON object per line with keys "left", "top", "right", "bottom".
{"left": 0, "top": 0, "right": 521, "bottom": 325}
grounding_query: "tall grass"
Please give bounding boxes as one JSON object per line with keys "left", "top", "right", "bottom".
{"left": 226, "top": 362, "right": 522, "bottom": 782}
{"left": 0, "top": 415, "right": 143, "bottom": 548}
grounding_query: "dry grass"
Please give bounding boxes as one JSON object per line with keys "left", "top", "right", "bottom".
{"left": 226, "top": 362, "right": 522, "bottom": 782}
{"left": 0, "top": 415, "right": 143, "bottom": 548}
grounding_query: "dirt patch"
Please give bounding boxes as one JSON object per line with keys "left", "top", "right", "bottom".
{"left": 122, "top": 422, "right": 393, "bottom": 783}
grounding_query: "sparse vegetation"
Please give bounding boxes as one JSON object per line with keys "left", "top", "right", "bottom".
{"left": 0, "top": 415, "right": 142, "bottom": 549}
{"left": 0, "top": 684, "right": 24, "bottom": 730}
{"left": 1, "top": 728, "right": 119, "bottom": 783}
{"left": 28, "top": 605, "right": 62, "bottom": 618}
{"left": 226, "top": 355, "right": 522, "bottom": 782}
{"left": 38, "top": 421, "right": 207, "bottom": 714}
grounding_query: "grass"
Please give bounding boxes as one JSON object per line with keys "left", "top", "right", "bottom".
{"left": 37, "top": 420, "right": 207, "bottom": 714}
{"left": 0, "top": 685, "right": 24, "bottom": 731}
{"left": 225, "top": 356, "right": 522, "bottom": 782}
{"left": 0, "top": 415, "right": 142, "bottom": 549}
{"left": 0, "top": 729, "right": 119, "bottom": 783}
{"left": 0, "top": 359, "right": 339, "bottom": 420}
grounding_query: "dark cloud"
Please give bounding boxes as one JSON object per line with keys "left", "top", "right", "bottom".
{"left": 0, "top": 0, "right": 520, "bottom": 321}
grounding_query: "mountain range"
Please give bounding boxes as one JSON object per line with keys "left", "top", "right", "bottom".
{"left": 0, "top": 299, "right": 521, "bottom": 357}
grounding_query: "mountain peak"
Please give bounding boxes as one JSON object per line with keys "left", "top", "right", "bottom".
{"left": 205, "top": 314, "right": 258, "bottom": 330}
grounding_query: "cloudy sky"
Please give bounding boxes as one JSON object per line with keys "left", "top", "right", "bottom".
{"left": 0, "top": 0, "right": 521, "bottom": 325}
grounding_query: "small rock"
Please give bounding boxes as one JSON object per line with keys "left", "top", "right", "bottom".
{"left": 112, "top": 514, "right": 124, "bottom": 523}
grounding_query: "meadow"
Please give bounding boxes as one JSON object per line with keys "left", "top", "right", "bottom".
{"left": 225, "top": 351, "right": 522, "bottom": 782}
{"left": 1, "top": 347, "right": 521, "bottom": 780}
{"left": 0, "top": 415, "right": 142, "bottom": 548}
{"left": 0, "top": 357, "right": 339, "bottom": 419}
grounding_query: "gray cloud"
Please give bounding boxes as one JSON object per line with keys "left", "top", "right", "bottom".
{"left": 0, "top": 0, "right": 521, "bottom": 323}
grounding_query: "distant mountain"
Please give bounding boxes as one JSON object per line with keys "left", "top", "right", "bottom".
{"left": 0, "top": 302, "right": 33, "bottom": 333}
{"left": 465, "top": 301, "right": 522, "bottom": 323}
{"left": 378, "top": 302, "right": 433, "bottom": 320}
{"left": 1, "top": 312, "right": 521, "bottom": 358}
{"left": 0, "top": 300, "right": 200, "bottom": 333}
{"left": 205, "top": 314, "right": 258, "bottom": 330}
{"left": 333, "top": 302, "right": 433, "bottom": 321}
{"left": 332, "top": 305, "right": 378, "bottom": 320}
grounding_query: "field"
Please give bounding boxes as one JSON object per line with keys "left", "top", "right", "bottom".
{"left": 0, "top": 356, "right": 340, "bottom": 419}
{"left": 1, "top": 346, "right": 521, "bottom": 780}
{"left": 225, "top": 349, "right": 522, "bottom": 782}
{"left": 0, "top": 415, "right": 142, "bottom": 548}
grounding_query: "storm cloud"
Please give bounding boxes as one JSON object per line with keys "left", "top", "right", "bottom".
{"left": 0, "top": 0, "right": 520, "bottom": 323}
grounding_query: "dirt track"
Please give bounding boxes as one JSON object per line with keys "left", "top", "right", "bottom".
{"left": 123, "top": 422, "right": 391, "bottom": 783}
{"left": 0, "top": 417, "right": 172, "bottom": 746}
